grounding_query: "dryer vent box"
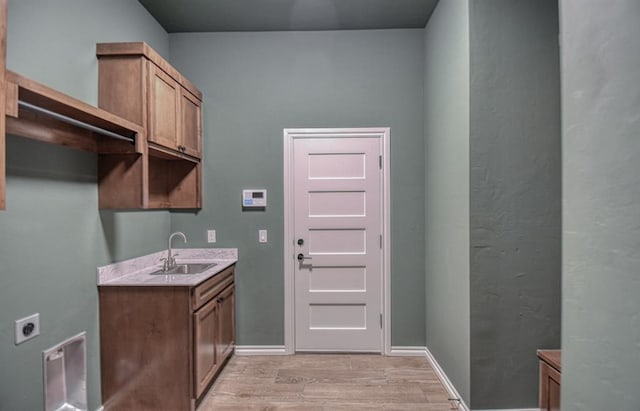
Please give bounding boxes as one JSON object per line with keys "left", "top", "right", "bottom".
{"left": 43, "top": 332, "right": 87, "bottom": 411}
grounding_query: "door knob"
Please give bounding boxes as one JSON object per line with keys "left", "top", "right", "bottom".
{"left": 297, "top": 238, "right": 304, "bottom": 246}
{"left": 297, "top": 253, "right": 312, "bottom": 261}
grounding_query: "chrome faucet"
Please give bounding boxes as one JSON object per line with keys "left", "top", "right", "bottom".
{"left": 163, "top": 232, "right": 187, "bottom": 271}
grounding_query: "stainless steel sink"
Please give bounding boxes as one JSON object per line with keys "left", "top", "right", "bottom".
{"left": 150, "top": 262, "right": 217, "bottom": 275}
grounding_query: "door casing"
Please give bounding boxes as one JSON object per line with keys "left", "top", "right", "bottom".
{"left": 283, "top": 127, "right": 391, "bottom": 355}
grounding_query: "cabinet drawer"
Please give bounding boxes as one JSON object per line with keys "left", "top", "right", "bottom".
{"left": 192, "top": 266, "right": 234, "bottom": 311}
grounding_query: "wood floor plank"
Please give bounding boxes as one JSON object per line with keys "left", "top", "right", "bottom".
{"left": 302, "top": 383, "right": 427, "bottom": 403}
{"left": 279, "top": 354, "right": 353, "bottom": 370}
{"left": 214, "top": 381, "right": 304, "bottom": 400}
{"left": 276, "top": 368, "right": 386, "bottom": 384}
{"left": 385, "top": 367, "right": 440, "bottom": 383}
{"left": 350, "top": 355, "right": 429, "bottom": 370}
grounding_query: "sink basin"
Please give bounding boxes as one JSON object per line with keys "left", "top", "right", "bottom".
{"left": 150, "top": 262, "right": 217, "bottom": 275}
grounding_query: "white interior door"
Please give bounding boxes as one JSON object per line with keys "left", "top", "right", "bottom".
{"left": 293, "top": 136, "right": 383, "bottom": 352}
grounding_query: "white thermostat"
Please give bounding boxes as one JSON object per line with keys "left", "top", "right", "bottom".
{"left": 242, "top": 189, "right": 267, "bottom": 208}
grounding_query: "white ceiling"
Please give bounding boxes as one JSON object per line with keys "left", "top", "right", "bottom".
{"left": 137, "top": 0, "right": 439, "bottom": 33}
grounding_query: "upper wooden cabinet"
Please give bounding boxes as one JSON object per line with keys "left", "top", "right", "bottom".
{"left": 96, "top": 42, "right": 203, "bottom": 209}
{"left": 97, "top": 42, "right": 203, "bottom": 159}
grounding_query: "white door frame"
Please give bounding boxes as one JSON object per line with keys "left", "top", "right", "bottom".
{"left": 283, "top": 127, "right": 391, "bottom": 355}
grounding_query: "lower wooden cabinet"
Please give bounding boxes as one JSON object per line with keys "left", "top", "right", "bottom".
{"left": 538, "top": 349, "right": 561, "bottom": 411}
{"left": 99, "top": 265, "right": 235, "bottom": 411}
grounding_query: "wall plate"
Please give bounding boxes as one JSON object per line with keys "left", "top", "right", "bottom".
{"left": 15, "top": 313, "right": 40, "bottom": 345}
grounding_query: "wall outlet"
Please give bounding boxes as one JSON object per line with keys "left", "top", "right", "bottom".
{"left": 259, "top": 229, "right": 268, "bottom": 243}
{"left": 207, "top": 229, "right": 216, "bottom": 243}
{"left": 15, "top": 313, "right": 40, "bottom": 345}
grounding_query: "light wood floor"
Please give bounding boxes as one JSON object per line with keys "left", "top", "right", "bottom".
{"left": 197, "top": 354, "right": 456, "bottom": 410}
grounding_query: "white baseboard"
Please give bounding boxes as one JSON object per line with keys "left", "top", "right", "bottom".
{"left": 472, "top": 409, "right": 538, "bottom": 411}
{"left": 391, "top": 346, "right": 470, "bottom": 411}
{"left": 96, "top": 407, "right": 104, "bottom": 411}
{"left": 388, "top": 346, "right": 428, "bottom": 356}
{"left": 235, "top": 345, "right": 288, "bottom": 355}
{"left": 473, "top": 409, "right": 538, "bottom": 411}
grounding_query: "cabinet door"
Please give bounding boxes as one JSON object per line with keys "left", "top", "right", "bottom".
{"left": 193, "top": 296, "right": 218, "bottom": 398}
{"left": 539, "top": 361, "right": 561, "bottom": 411}
{"left": 148, "top": 63, "right": 180, "bottom": 151}
{"left": 180, "top": 88, "right": 202, "bottom": 158}
{"left": 216, "top": 284, "right": 235, "bottom": 364}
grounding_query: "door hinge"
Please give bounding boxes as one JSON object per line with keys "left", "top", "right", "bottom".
{"left": 380, "top": 314, "right": 383, "bottom": 328}
{"left": 380, "top": 234, "right": 383, "bottom": 249}
{"left": 379, "top": 155, "right": 382, "bottom": 169}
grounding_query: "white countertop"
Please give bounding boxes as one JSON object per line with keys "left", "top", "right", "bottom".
{"left": 97, "top": 248, "right": 238, "bottom": 286}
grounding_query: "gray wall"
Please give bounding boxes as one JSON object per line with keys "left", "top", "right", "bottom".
{"left": 468, "top": 0, "right": 561, "bottom": 408}
{"left": 0, "top": 1, "right": 170, "bottom": 410}
{"left": 423, "top": 0, "right": 470, "bottom": 402}
{"left": 560, "top": 1, "right": 640, "bottom": 410}
{"left": 168, "top": 30, "right": 426, "bottom": 346}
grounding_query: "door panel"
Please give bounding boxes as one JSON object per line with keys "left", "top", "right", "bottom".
{"left": 294, "top": 137, "right": 382, "bottom": 351}
{"left": 308, "top": 191, "right": 366, "bottom": 217}
{"left": 309, "top": 304, "right": 367, "bottom": 329}
{"left": 309, "top": 266, "right": 366, "bottom": 292}
{"left": 308, "top": 153, "right": 366, "bottom": 179}
{"left": 308, "top": 229, "right": 366, "bottom": 254}
{"left": 193, "top": 297, "right": 217, "bottom": 398}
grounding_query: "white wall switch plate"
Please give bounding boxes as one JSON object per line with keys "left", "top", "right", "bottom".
{"left": 15, "top": 313, "right": 40, "bottom": 345}
{"left": 259, "top": 229, "right": 268, "bottom": 243}
{"left": 207, "top": 229, "right": 216, "bottom": 243}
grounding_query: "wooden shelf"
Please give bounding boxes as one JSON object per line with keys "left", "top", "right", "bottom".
{"left": 5, "top": 70, "right": 145, "bottom": 154}
{"left": 0, "top": 69, "right": 146, "bottom": 210}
